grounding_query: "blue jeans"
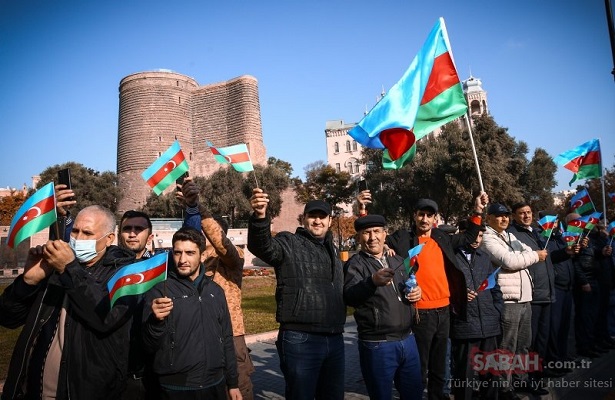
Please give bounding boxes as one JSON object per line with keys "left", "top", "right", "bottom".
{"left": 276, "top": 330, "right": 345, "bottom": 400}
{"left": 358, "top": 334, "right": 423, "bottom": 400}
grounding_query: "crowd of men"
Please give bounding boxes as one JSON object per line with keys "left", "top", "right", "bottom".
{"left": 1, "top": 181, "right": 614, "bottom": 400}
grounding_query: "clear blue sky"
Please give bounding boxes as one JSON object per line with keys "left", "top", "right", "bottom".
{"left": 1, "top": 0, "right": 613, "bottom": 193}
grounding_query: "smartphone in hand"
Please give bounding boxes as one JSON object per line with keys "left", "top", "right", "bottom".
{"left": 57, "top": 168, "right": 73, "bottom": 201}
{"left": 358, "top": 179, "right": 368, "bottom": 192}
{"left": 176, "top": 171, "right": 189, "bottom": 185}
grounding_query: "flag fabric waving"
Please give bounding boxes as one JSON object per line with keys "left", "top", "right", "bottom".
{"left": 348, "top": 17, "right": 467, "bottom": 170}
{"left": 538, "top": 215, "right": 558, "bottom": 238}
{"left": 567, "top": 216, "right": 590, "bottom": 234}
{"left": 562, "top": 231, "right": 581, "bottom": 247}
{"left": 107, "top": 252, "right": 168, "bottom": 308}
{"left": 404, "top": 243, "right": 425, "bottom": 274}
{"left": 569, "top": 188, "right": 594, "bottom": 215}
{"left": 7, "top": 182, "right": 57, "bottom": 248}
{"left": 477, "top": 267, "right": 501, "bottom": 292}
{"left": 607, "top": 221, "right": 615, "bottom": 237}
{"left": 555, "top": 139, "right": 602, "bottom": 186}
{"left": 584, "top": 212, "right": 603, "bottom": 232}
{"left": 207, "top": 141, "right": 254, "bottom": 172}
{"left": 142, "top": 141, "right": 189, "bottom": 195}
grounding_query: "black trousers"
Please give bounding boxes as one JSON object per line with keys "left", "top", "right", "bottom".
{"left": 451, "top": 336, "right": 499, "bottom": 400}
{"left": 413, "top": 306, "right": 450, "bottom": 400}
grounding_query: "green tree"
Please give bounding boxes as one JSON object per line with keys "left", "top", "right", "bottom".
{"left": 267, "top": 157, "right": 294, "bottom": 179}
{"left": 360, "top": 114, "right": 555, "bottom": 227}
{"left": 294, "top": 161, "right": 355, "bottom": 212}
{"left": 35, "top": 162, "right": 121, "bottom": 214}
{"left": 523, "top": 148, "right": 557, "bottom": 212}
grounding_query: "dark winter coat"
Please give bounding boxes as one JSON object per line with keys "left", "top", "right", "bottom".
{"left": 0, "top": 246, "right": 137, "bottom": 400}
{"left": 450, "top": 247, "right": 503, "bottom": 340}
{"left": 247, "top": 215, "right": 346, "bottom": 334}
{"left": 508, "top": 221, "right": 556, "bottom": 304}
{"left": 343, "top": 251, "right": 413, "bottom": 340}
{"left": 142, "top": 265, "right": 238, "bottom": 390}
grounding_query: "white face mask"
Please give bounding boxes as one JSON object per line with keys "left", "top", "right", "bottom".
{"left": 69, "top": 232, "right": 110, "bottom": 263}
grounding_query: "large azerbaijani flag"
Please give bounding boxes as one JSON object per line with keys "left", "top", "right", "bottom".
{"left": 555, "top": 139, "right": 602, "bottom": 186}
{"left": 348, "top": 18, "right": 468, "bottom": 170}
{"left": 142, "top": 141, "right": 189, "bottom": 195}
{"left": 7, "top": 182, "right": 57, "bottom": 248}
{"left": 107, "top": 252, "right": 168, "bottom": 308}
{"left": 207, "top": 141, "right": 254, "bottom": 172}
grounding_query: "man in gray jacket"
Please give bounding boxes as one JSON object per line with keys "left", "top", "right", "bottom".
{"left": 481, "top": 203, "right": 547, "bottom": 400}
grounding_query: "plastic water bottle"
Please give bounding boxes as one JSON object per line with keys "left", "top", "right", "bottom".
{"left": 405, "top": 274, "right": 417, "bottom": 294}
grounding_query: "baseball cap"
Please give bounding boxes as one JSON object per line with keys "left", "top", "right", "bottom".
{"left": 303, "top": 200, "right": 331, "bottom": 215}
{"left": 487, "top": 203, "right": 511, "bottom": 216}
{"left": 415, "top": 198, "right": 438, "bottom": 214}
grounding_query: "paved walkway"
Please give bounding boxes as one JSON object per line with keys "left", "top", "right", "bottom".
{"left": 246, "top": 316, "right": 615, "bottom": 400}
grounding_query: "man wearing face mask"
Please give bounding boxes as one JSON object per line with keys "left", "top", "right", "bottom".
{"left": 0, "top": 205, "right": 137, "bottom": 400}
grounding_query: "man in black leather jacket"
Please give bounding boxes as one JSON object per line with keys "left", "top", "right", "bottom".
{"left": 248, "top": 188, "right": 346, "bottom": 400}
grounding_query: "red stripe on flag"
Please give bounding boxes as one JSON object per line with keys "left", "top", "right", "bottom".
{"left": 109, "top": 263, "right": 166, "bottom": 300}
{"left": 227, "top": 152, "right": 250, "bottom": 164}
{"left": 421, "top": 51, "right": 460, "bottom": 105}
{"left": 380, "top": 128, "right": 416, "bottom": 161}
{"left": 146, "top": 151, "right": 186, "bottom": 188}
{"left": 7, "top": 196, "right": 55, "bottom": 248}
{"left": 564, "top": 150, "right": 600, "bottom": 173}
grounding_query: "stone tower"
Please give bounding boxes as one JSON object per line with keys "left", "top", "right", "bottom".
{"left": 117, "top": 70, "right": 266, "bottom": 214}
{"left": 462, "top": 75, "right": 488, "bottom": 117}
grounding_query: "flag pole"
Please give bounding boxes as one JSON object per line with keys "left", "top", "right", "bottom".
{"left": 601, "top": 168, "right": 608, "bottom": 225}
{"left": 464, "top": 114, "right": 485, "bottom": 193}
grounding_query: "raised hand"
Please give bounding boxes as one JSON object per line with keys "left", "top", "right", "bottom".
{"left": 152, "top": 297, "right": 173, "bottom": 320}
{"left": 250, "top": 188, "right": 269, "bottom": 218}
{"left": 55, "top": 184, "right": 76, "bottom": 217}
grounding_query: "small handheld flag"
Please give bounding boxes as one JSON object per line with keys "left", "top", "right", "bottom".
{"left": 7, "top": 182, "right": 57, "bottom": 248}
{"left": 403, "top": 244, "right": 425, "bottom": 274}
{"left": 538, "top": 215, "right": 558, "bottom": 238}
{"left": 566, "top": 216, "right": 590, "bottom": 234}
{"left": 142, "top": 141, "right": 189, "bottom": 196}
{"left": 555, "top": 139, "right": 602, "bottom": 186}
{"left": 207, "top": 141, "right": 254, "bottom": 173}
{"left": 608, "top": 193, "right": 615, "bottom": 204}
{"left": 562, "top": 231, "right": 581, "bottom": 247}
{"left": 608, "top": 221, "right": 615, "bottom": 237}
{"left": 107, "top": 252, "right": 168, "bottom": 307}
{"left": 585, "top": 212, "right": 603, "bottom": 232}
{"left": 569, "top": 188, "right": 594, "bottom": 215}
{"left": 477, "top": 267, "right": 501, "bottom": 292}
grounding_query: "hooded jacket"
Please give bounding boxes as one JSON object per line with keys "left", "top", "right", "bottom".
{"left": 0, "top": 245, "right": 137, "bottom": 400}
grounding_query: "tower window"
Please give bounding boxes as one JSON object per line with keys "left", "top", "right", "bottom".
{"left": 334, "top": 142, "right": 339, "bottom": 153}
{"left": 335, "top": 163, "right": 340, "bottom": 172}
{"left": 346, "top": 141, "right": 351, "bottom": 152}
{"left": 352, "top": 141, "right": 358, "bottom": 151}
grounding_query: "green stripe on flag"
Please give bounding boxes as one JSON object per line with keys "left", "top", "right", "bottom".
{"left": 570, "top": 164, "right": 602, "bottom": 185}
{"left": 152, "top": 160, "right": 189, "bottom": 195}
{"left": 232, "top": 161, "right": 254, "bottom": 172}
{"left": 110, "top": 275, "right": 166, "bottom": 307}
{"left": 13, "top": 211, "right": 56, "bottom": 247}
{"left": 383, "top": 145, "right": 416, "bottom": 170}
{"left": 414, "top": 84, "right": 467, "bottom": 139}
